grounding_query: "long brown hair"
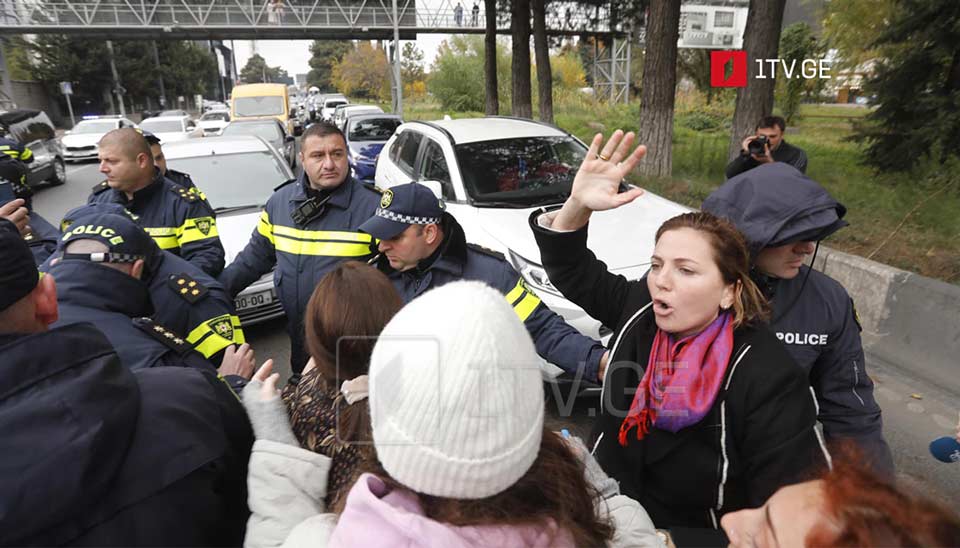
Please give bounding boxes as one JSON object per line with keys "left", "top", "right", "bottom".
{"left": 303, "top": 261, "right": 403, "bottom": 446}
{"left": 655, "top": 212, "right": 770, "bottom": 328}
{"left": 368, "top": 427, "right": 615, "bottom": 546}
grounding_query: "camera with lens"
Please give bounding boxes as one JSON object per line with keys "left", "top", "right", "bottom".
{"left": 748, "top": 135, "right": 769, "bottom": 156}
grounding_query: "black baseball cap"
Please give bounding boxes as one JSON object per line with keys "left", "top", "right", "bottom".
{"left": 58, "top": 212, "right": 156, "bottom": 272}
{"left": 0, "top": 218, "right": 39, "bottom": 312}
{"left": 359, "top": 183, "right": 446, "bottom": 240}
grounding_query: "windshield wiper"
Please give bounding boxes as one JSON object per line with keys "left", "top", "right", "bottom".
{"left": 214, "top": 204, "right": 263, "bottom": 214}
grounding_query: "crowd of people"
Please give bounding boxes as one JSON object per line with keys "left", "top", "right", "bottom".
{"left": 1, "top": 120, "right": 959, "bottom": 546}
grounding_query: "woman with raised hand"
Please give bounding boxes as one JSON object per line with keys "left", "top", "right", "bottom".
{"left": 242, "top": 280, "right": 664, "bottom": 548}
{"left": 528, "top": 131, "right": 830, "bottom": 531}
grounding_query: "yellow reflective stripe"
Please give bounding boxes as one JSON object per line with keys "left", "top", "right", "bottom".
{"left": 505, "top": 279, "right": 541, "bottom": 322}
{"left": 1, "top": 150, "right": 21, "bottom": 159}
{"left": 271, "top": 225, "right": 372, "bottom": 243}
{"left": 186, "top": 314, "right": 246, "bottom": 358}
{"left": 231, "top": 316, "right": 246, "bottom": 344}
{"left": 20, "top": 148, "right": 32, "bottom": 161}
{"left": 178, "top": 216, "right": 219, "bottom": 245}
{"left": 144, "top": 227, "right": 179, "bottom": 249}
{"left": 145, "top": 226, "right": 177, "bottom": 236}
{"left": 273, "top": 235, "right": 372, "bottom": 257}
{"left": 257, "top": 210, "right": 275, "bottom": 244}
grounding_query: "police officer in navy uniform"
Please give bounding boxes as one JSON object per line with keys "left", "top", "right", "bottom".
{"left": 88, "top": 128, "right": 225, "bottom": 276}
{"left": 0, "top": 218, "right": 253, "bottom": 545}
{"left": 46, "top": 202, "right": 246, "bottom": 369}
{"left": 142, "top": 129, "right": 212, "bottom": 208}
{"left": 23, "top": 208, "right": 59, "bottom": 265}
{"left": 703, "top": 162, "right": 895, "bottom": 477}
{"left": 48, "top": 211, "right": 254, "bottom": 390}
{"left": 0, "top": 132, "right": 34, "bottom": 206}
{"left": 221, "top": 123, "right": 380, "bottom": 375}
{"left": 361, "top": 182, "right": 609, "bottom": 381}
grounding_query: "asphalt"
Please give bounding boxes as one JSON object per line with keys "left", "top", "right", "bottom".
{"left": 30, "top": 160, "right": 960, "bottom": 510}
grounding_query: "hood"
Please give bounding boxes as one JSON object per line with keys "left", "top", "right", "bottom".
{"left": 0, "top": 324, "right": 139, "bottom": 544}
{"left": 60, "top": 133, "right": 101, "bottom": 147}
{"left": 153, "top": 131, "right": 190, "bottom": 143}
{"left": 198, "top": 120, "right": 228, "bottom": 129}
{"left": 702, "top": 163, "right": 848, "bottom": 251}
{"left": 216, "top": 209, "right": 262, "bottom": 264}
{"left": 464, "top": 191, "right": 688, "bottom": 279}
{"left": 329, "top": 474, "right": 573, "bottom": 548}
{"left": 348, "top": 141, "right": 386, "bottom": 161}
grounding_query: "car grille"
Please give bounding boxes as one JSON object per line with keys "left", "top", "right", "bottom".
{"left": 202, "top": 127, "right": 220, "bottom": 134}
{"left": 66, "top": 145, "right": 95, "bottom": 152}
{"left": 238, "top": 300, "right": 285, "bottom": 326}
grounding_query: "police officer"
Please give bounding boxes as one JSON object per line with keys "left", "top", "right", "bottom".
{"left": 221, "top": 122, "right": 380, "bottom": 375}
{"left": 50, "top": 203, "right": 245, "bottom": 368}
{"left": 24, "top": 209, "right": 59, "bottom": 265}
{"left": 88, "top": 128, "right": 225, "bottom": 276}
{"left": 141, "top": 130, "right": 212, "bottom": 207}
{"left": 0, "top": 132, "right": 34, "bottom": 206}
{"left": 702, "top": 162, "right": 894, "bottom": 476}
{"left": 360, "top": 182, "right": 609, "bottom": 380}
{"left": 0, "top": 218, "right": 253, "bottom": 545}
{"left": 49, "top": 211, "right": 253, "bottom": 389}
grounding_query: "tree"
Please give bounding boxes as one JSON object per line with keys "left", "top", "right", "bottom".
{"left": 401, "top": 42, "right": 425, "bottom": 83}
{"left": 551, "top": 51, "right": 586, "bottom": 90}
{"left": 776, "top": 23, "right": 818, "bottom": 123}
{"left": 531, "top": 0, "right": 553, "bottom": 122}
{"left": 431, "top": 35, "right": 511, "bottom": 112}
{"left": 727, "top": 0, "right": 787, "bottom": 161}
{"left": 853, "top": 0, "right": 960, "bottom": 172}
{"left": 484, "top": 0, "right": 499, "bottom": 114}
{"left": 676, "top": 49, "right": 714, "bottom": 104}
{"left": 331, "top": 42, "right": 390, "bottom": 100}
{"left": 26, "top": 36, "right": 112, "bottom": 113}
{"left": 820, "top": 0, "right": 897, "bottom": 72}
{"left": 511, "top": 0, "right": 533, "bottom": 118}
{"left": 239, "top": 53, "right": 287, "bottom": 84}
{"left": 636, "top": 0, "right": 681, "bottom": 177}
{"left": 307, "top": 40, "right": 354, "bottom": 90}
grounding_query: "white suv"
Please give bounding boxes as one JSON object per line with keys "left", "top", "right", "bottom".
{"left": 374, "top": 117, "right": 688, "bottom": 344}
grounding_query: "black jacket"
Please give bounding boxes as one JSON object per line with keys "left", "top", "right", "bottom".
{"left": 530, "top": 214, "right": 829, "bottom": 528}
{"left": 703, "top": 163, "right": 894, "bottom": 477}
{"left": 0, "top": 323, "right": 252, "bottom": 546}
{"left": 725, "top": 139, "right": 808, "bottom": 179}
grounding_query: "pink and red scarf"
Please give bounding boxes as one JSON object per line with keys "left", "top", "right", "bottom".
{"left": 618, "top": 311, "right": 735, "bottom": 446}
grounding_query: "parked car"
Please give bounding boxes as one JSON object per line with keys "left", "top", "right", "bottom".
{"left": 333, "top": 105, "right": 383, "bottom": 131}
{"left": 220, "top": 119, "right": 296, "bottom": 169}
{"left": 344, "top": 113, "right": 402, "bottom": 184}
{"left": 162, "top": 135, "right": 295, "bottom": 325}
{"left": 0, "top": 109, "right": 66, "bottom": 188}
{"left": 158, "top": 109, "right": 189, "bottom": 117}
{"left": 375, "top": 117, "right": 688, "bottom": 384}
{"left": 320, "top": 95, "right": 348, "bottom": 122}
{"left": 197, "top": 110, "right": 231, "bottom": 136}
{"left": 139, "top": 115, "right": 202, "bottom": 143}
{"left": 61, "top": 115, "right": 137, "bottom": 162}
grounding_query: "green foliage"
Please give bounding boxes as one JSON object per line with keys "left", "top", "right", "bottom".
{"left": 307, "top": 41, "right": 353, "bottom": 90}
{"left": 852, "top": 0, "right": 960, "bottom": 172}
{"left": 550, "top": 51, "right": 586, "bottom": 90}
{"left": 401, "top": 42, "right": 425, "bottom": 83}
{"left": 676, "top": 111, "right": 724, "bottom": 132}
{"left": 239, "top": 53, "right": 288, "bottom": 84}
{"left": 676, "top": 49, "right": 714, "bottom": 104}
{"left": 820, "top": 0, "right": 898, "bottom": 72}
{"left": 776, "top": 23, "right": 820, "bottom": 123}
{"left": 428, "top": 36, "right": 511, "bottom": 112}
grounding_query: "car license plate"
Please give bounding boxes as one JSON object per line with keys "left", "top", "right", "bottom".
{"left": 235, "top": 290, "right": 273, "bottom": 311}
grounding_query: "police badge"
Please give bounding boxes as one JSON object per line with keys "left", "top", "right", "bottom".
{"left": 196, "top": 218, "right": 212, "bottom": 236}
{"left": 380, "top": 189, "right": 394, "bottom": 209}
{"left": 208, "top": 315, "right": 235, "bottom": 341}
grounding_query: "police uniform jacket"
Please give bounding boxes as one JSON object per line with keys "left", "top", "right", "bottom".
{"left": 702, "top": 163, "right": 894, "bottom": 477}
{"left": 531, "top": 214, "right": 830, "bottom": 528}
{"left": 221, "top": 172, "right": 380, "bottom": 331}
{"left": 88, "top": 169, "right": 225, "bottom": 276}
{"left": 166, "top": 167, "right": 213, "bottom": 210}
{"left": 0, "top": 323, "right": 252, "bottom": 546}
{"left": 49, "top": 259, "right": 220, "bottom": 373}
{"left": 373, "top": 212, "right": 607, "bottom": 379}
{"left": 0, "top": 135, "right": 33, "bottom": 164}
{"left": 25, "top": 211, "right": 59, "bottom": 266}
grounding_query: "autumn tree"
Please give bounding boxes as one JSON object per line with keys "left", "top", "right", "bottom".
{"left": 332, "top": 42, "right": 390, "bottom": 100}
{"left": 308, "top": 40, "right": 354, "bottom": 90}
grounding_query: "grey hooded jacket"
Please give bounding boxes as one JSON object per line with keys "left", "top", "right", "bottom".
{"left": 703, "top": 163, "right": 894, "bottom": 477}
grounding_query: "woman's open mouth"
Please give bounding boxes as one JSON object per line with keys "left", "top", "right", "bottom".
{"left": 653, "top": 298, "right": 673, "bottom": 315}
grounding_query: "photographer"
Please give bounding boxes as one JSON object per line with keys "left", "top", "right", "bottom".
{"left": 725, "top": 116, "right": 808, "bottom": 179}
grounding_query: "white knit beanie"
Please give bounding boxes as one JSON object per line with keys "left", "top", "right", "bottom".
{"left": 368, "top": 280, "right": 545, "bottom": 499}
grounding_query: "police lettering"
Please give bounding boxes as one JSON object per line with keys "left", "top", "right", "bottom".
{"left": 62, "top": 224, "right": 125, "bottom": 245}
{"left": 776, "top": 332, "right": 828, "bottom": 345}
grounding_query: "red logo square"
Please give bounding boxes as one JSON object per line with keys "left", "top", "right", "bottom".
{"left": 711, "top": 50, "right": 747, "bottom": 87}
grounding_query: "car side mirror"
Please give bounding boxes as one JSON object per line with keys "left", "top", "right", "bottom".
{"left": 293, "top": 125, "right": 303, "bottom": 137}
{"left": 420, "top": 180, "right": 444, "bottom": 199}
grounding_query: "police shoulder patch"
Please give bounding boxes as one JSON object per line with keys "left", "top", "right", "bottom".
{"left": 132, "top": 317, "right": 192, "bottom": 355}
{"left": 207, "top": 314, "right": 235, "bottom": 341}
{"left": 91, "top": 180, "right": 110, "bottom": 194}
{"left": 167, "top": 272, "right": 209, "bottom": 303}
{"left": 170, "top": 185, "right": 199, "bottom": 202}
{"left": 466, "top": 243, "right": 506, "bottom": 261}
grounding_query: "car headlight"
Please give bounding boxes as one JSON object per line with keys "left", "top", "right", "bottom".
{"left": 508, "top": 250, "right": 561, "bottom": 297}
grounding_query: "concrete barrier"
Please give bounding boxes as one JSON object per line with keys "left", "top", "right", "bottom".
{"left": 812, "top": 247, "right": 960, "bottom": 389}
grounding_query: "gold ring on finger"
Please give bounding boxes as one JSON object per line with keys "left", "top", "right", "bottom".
{"left": 597, "top": 153, "right": 610, "bottom": 161}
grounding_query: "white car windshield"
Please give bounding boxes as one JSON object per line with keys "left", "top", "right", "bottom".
{"left": 234, "top": 96, "right": 284, "bottom": 117}
{"left": 73, "top": 121, "right": 117, "bottom": 134}
{"left": 455, "top": 136, "right": 586, "bottom": 206}
{"left": 201, "top": 112, "right": 230, "bottom": 121}
{"left": 141, "top": 120, "right": 184, "bottom": 133}
{"left": 167, "top": 151, "right": 289, "bottom": 209}
{"left": 222, "top": 123, "right": 281, "bottom": 143}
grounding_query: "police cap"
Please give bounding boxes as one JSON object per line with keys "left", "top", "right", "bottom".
{"left": 359, "top": 182, "right": 446, "bottom": 240}
{"left": 0, "top": 218, "right": 38, "bottom": 312}
{"left": 59, "top": 212, "right": 156, "bottom": 272}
